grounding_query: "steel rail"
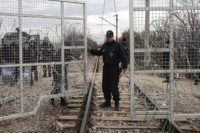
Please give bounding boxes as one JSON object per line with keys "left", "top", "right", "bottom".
{"left": 80, "top": 57, "right": 99, "bottom": 133}
{"left": 135, "top": 84, "right": 184, "bottom": 133}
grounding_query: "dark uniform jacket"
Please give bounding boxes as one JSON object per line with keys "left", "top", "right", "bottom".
{"left": 40, "top": 42, "right": 54, "bottom": 62}
{"left": 91, "top": 40, "right": 127, "bottom": 69}
{"left": 2, "top": 45, "right": 15, "bottom": 63}
{"left": 23, "top": 48, "right": 31, "bottom": 63}
{"left": 163, "top": 52, "right": 170, "bottom": 69}
{"left": 120, "top": 42, "right": 128, "bottom": 57}
{"left": 12, "top": 43, "right": 19, "bottom": 64}
{"left": 29, "top": 44, "right": 38, "bottom": 63}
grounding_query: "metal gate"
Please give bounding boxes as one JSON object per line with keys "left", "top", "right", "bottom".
{"left": 0, "top": 0, "right": 87, "bottom": 120}
{"left": 130, "top": 0, "right": 200, "bottom": 119}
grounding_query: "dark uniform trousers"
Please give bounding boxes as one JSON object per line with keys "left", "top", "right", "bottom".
{"left": 43, "top": 65, "right": 51, "bottom": 77}
{"left": 103, "top": 64, "right": 120, "bottom": 102}
{"left": 51, "top": 65, "right": 68, "bottom": 102}
{"left": 90, "top": 40, "right": 127, "bottom": 103}
{"left": 163, "top": 52, "right": 170, "bottom": 81}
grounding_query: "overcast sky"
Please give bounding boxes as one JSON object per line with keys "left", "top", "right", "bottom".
{"left": 87, "top": 0, "right": 129, "bottom": 44}
{"left": 0, "top": 0, "right": 172, "bottom": 44}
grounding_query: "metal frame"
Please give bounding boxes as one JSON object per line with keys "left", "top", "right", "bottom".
{"left": 83, "top": 1, "right": 88, "bottom": 94}
{"left": 132, "top": 6, "right": 200, "bottom": 11}
{"left": 0, "top": 12, "right": 83, "bottom": 20}
{"left": 49, "top": 0, "right": 86, "bottom": 4}
{"left": 0, "top": 0, "right": 87, "bottom": 121}
{"left": 18, "top": 0, "right": 24, "bottom": 113}
{"left": 129, "top": 0, "right": 135, "bottom": 117}
{"left": 130, "top": 0, "right": 200, "bottom": 119}
{"left": 0, "top": 89, "right": 85, "bottom": 121}
{"left": 169, "top": 0, "right": 175, "bottom": 116}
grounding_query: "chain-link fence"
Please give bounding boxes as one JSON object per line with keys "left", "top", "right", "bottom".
{"left": 130, "top": 0, "right": 200, "bottom": 119}
{"left": 0, "top": 0, "right": 87, "bottom": 121}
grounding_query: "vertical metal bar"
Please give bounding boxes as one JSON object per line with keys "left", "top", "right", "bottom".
{"left": 144, "top": 0, "right": 150, "bottom": 67}
{"left": 129, "top": 0, "right": 135, "bottom": 117}
{"left": 116, "top": 14, "right": 118, "bottom": 41}
{"left": 18, "top": 0, "right": 24, "bottom": 113}
{"left": 61, "top": 1, "right": 65, "bottom": 94}
{"left": 83, "top": 2, "right": 88, "bottom": 94}
{"left": 169, "top": 0, "right": 175, "bottom": 115}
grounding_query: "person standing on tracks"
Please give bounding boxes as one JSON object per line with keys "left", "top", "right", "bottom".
{"left": 163, "top": 40, "right": 170, "bottom": 83}
{"left": 40, "top": 37, "right": 54, "bottom": 78}
{"left": 88, "top": 30, "right": 127, "bottom": 111}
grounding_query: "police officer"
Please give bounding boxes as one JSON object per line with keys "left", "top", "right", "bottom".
{"left": 1, "top": 41, "right": 15, "bottom": 85}
{"left": 88, "top": 30, "right": 127, "bottom": 111}
{"left": 119, "top": 38, "right": 129, "bottom": 75}
{"left": 120, "top": 38, "right": 128, "bottom": 58}
{"left": 23, "top": 43, "right": 30, "bottom": 64}
{"left": 22, "top": 43, "right": 32, "bottom": 85}
{"left": 163, "top": 40, "right": 170, "bottom": 83}
{"left": 29, "top": 40, "right": 38, "bottom": 81}
{"left": 12, "top": 41, "right": 19, "bottom": 82}
{"left": 40, "top": 37, "right": 54, "bottom": 77}
{"left": 2, "top": 41, "right": 14, "bottom": 64}
{"left": 0, "top": 46, "right": 2, "bottom": 64}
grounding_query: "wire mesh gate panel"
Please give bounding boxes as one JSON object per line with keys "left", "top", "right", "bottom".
{"left": 130, "top": 0, "right": 200, "bottom": 119}
{"left": 0, "top": 0, "right": 87, "bottom": 121}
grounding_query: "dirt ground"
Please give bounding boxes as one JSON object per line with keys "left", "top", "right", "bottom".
{"left": 0, "top": 57, "right": 96, "bottom": 132}
{"left": 135, "top": 74, "right": 200, "bottom": 113}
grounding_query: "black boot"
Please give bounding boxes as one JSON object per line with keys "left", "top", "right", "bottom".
{"left": 35, "top": 71, "right": 38, "bottom": 81}
{"left": 195, "top": 79, "right": 199, "bottom": 85}
{"left": 114, "top": 101, "right": 120, "bottom": 111}
{"left": 14, "top": 76, "right": 18, "bottom": 83}
{"left": 99, "top": 101, "right": 111, "bottom": 108}
{"left": 60, "top": 97, "right": 67, "bottom": 106}
{"left": 50, "top": 98, "right": 55, "bottom": 105}
{"left": 48, "top": 73, "right": 52, "bottom": 77}
{"left": 43, "top": 72, "right": 47, "bottom": 78}
{"left": 35, "top": 77, "right": 38, "bottom": 81}
{"left": 30, "top": 79, "right": 33, "bottom": 86}
{"left": 163, "top": 76, "right": 170, "bottom": 83}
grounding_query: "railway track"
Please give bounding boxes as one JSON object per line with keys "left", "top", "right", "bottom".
{"left": 54, "top": 95, "right": 86, "bottom": 132}
{"left": 54, "top": 58, "right": 200, "bottom": 133}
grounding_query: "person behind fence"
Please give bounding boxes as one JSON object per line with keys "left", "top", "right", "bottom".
{"left": 163, "top": 40, "right": 170, "bottom": 83}
{"left": 0, "top": 47, "right": 2, "bottom": 75}
{"left": 1, "top": 41, "right": 15, "bottom": 85}
{"left": 12, "top": 41, "right": 19, "bottom": 82}
{"left": 29, "top": 39, "right": 38, "bottom": 81}
{"left": 50, "top": 49, "right": 67, "bottom": 106}
{"left": 88, "top": 30, "right": 127, "bottom": 111}
{"left": 23, "top": 43, "right": 33, "bottom": 86}
{"left": 23, "top": 43, "right": 30, "bottom": 64}
{"left": 1, "top": 41, "right": 14, "bottom": 64}
{"left": 40, "top": 37, "right": 54, "bottom": 78}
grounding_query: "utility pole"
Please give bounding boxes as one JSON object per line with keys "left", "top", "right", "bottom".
{"left": 99, "top": 14, "right": 119, "bottom": 41}
{"left": 115, "top": 14, "right": 118, "bottom": 41}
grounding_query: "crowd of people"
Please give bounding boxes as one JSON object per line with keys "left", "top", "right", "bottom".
{"left": 0, "top": 37, "right": 55, "bottom": 86}
{"left": 0, "top": 35, "right": 79, "bottom": 105}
